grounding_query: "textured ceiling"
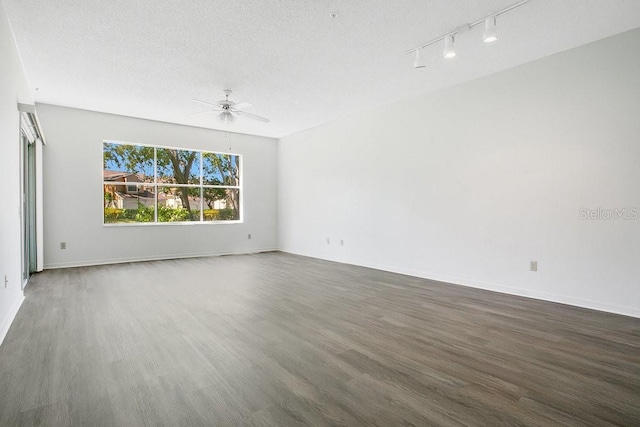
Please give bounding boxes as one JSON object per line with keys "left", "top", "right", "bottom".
{"left": 4, "top": 0, "right": 640, "bottom": 138}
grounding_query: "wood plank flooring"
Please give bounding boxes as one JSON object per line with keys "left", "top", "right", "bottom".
{"left": 0, "top": 252, "right": 639, "bottom": 426}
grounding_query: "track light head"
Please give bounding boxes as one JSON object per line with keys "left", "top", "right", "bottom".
{"left": 413, "top": 49, "right": 426, "bottom": 69}
{"left": 443, "top": 34, "right": 456, "bottom": 59}
{"left": 483, "top": 16, "right": 498, "bottom": 43}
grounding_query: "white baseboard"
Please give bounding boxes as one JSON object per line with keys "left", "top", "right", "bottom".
{"left": 43, "top": 247, "right": 279, "bottom": 270}
{"left": 279, "top": 249, "right": 640, "bottom": 319}
{"left": 0, "top": 293, "right": 25, "bottom": 346}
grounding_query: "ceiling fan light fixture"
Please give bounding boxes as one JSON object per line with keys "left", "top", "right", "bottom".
{"left": 218, "top": 111, "right": 235, "bottom": 124}
{"left": 443, "top": 34, "right": 456, "bottom": 59}
{"left": 483, "top": 16, "right": 498, "bottom": 43}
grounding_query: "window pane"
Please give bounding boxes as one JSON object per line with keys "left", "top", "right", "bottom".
{"left": 203, "top": 153, "right": 240, "bottom": 186}
{"left": 157, "top": 149, "right": 200, "bottom": 185}
{"left": 104, "top": 184, "right": 155, "bottom": 223}
{"left": 158, "top": 186, "right": 200, "bottom": 222}
{"left": 203, "top": 188, "right": 240, "bottom": 221}
{"left": 103, "top": 142, "right": 154, "bottom": 183}
{"left": 103, "top": 142, "right": 242, "bottom": 225}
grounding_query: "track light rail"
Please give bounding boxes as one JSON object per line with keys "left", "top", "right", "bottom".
{"left": 403, "top": 0, "right": 529, "bottom": 56}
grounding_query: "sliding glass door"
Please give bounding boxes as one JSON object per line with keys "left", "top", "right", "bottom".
{"left": 21, "top": 133, "right": 36, "bottom": 288}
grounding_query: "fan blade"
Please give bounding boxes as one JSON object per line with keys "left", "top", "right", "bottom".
{"left": 233, "top": 102, "right": 253, "bottom": 110}
{"left": 187, "top": 109, "right": 220, "bottom": 116}
{"left": 191, "top": 99, "right": 219, "bottom": 108}
{"left": 236, "top": 110, "right": 269, "bottom": 123}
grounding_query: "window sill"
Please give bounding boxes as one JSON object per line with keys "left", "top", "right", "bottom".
{"left": 103, "top": 220, "right": 243, "bottom": 227}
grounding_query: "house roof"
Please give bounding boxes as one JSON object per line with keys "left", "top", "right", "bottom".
{"left": 103, "top": 170, "right": 148, "bottom": 182}
{"left": 104, "top": 170, "right": 134, "bottom": 180}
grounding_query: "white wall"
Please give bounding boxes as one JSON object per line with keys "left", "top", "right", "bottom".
{"left": 38, "top": 104, "right": 277, "bottom": 268}
{"left": 0, "top": 2, "right": 32, "bottom": 343}
{"left": 278, "top": 29, "right": 640, "bottom": 318}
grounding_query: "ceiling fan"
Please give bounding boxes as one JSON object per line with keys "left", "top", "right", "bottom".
{"left": 190, "top": 90, "right": 269, "bottom": 124}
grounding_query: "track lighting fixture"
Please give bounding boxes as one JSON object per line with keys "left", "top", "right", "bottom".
{"left": 483, "top": 16, "right": 498, "bottom": 43}
{"left": 413, "top": 49, "right": 426, "bottom": 68}
{"left": 405, "top": 0, "right": 528, "bottom": 68}
{"left": 443, "top": 35, "right": 456, "bottom": 59}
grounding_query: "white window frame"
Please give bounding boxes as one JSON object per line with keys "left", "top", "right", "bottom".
{"left": 102, "top": 140, "right": 243, "bottom": 226}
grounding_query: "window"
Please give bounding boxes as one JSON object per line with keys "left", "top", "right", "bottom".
{"left": 126, "top": 183, "right": 138, "bottom": 193}
{"left": 103, "top": 141, "right": 241, "bottom": 224}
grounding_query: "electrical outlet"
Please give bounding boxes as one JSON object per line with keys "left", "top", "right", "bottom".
{"left": 248, "top": 233, "right": 251, "bottom": 239}
{"left": 530, "top": 261, "right": 537, "bottom": 272}
{"left": 4, "top": 275, "right": 7, "bottom": 288}
{"left": 60, "top": 242, "right": 66, "bottom": 250}
{"left": 340, "top": 239, "right": 344, "bottom": 246}
{"left": 326, "top": 238, "right": 330, "bottom": 245}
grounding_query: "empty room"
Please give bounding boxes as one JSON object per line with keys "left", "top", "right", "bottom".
{"left": 1, "top": 0, "right": 639, "bottom": 425}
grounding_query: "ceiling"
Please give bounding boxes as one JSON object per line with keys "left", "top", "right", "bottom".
{"left": 4, "top": 0, "right": 640, "bottom": 138}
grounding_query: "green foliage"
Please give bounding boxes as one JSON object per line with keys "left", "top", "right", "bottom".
{"left": 203, "top": 152, "right": 240, "bottom": 186}
{"left": 104, "top": 206, "right": 153, "bottom": 223}
{"left": 157, "top": 206, "right": 193, "bottom": 222}
{"left": 156, "top": 148, "right": 199, "bottom": 186}
{"left": 134, "top": 205, "right": 155, "bottom": 222}
{"left": 203, "top": 208, "right": 238, "bottom": 221}
{"left": 103, "top": 143, "right": 154, "bottom": 175}
{"left": 104, "top": 205, "right": 218, "bottom": 223}
{"left": 104, "top": 207, "right": 124, "bottom": 222}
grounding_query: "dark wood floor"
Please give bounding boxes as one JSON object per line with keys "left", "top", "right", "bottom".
{"left": 0, "top": 252, "right": 639, "bottom": 426}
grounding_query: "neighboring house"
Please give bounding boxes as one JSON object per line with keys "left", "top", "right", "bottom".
{"left": 164, "top": 197, "right": 182, "bottom": 209}
{"left": 159, "top": 193, "right": 205, "bottom": 211}
{"left": 103, "top": 170, "right": 144, "bottom": 193}
{"left": 212, "top": 199, "right": 226, "bottom": 209}
{"left": 104, "top": 170, "right": 209, "bottom": 211}
{"left": 104, "top": 170, "right": 154, "bottom": 209}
